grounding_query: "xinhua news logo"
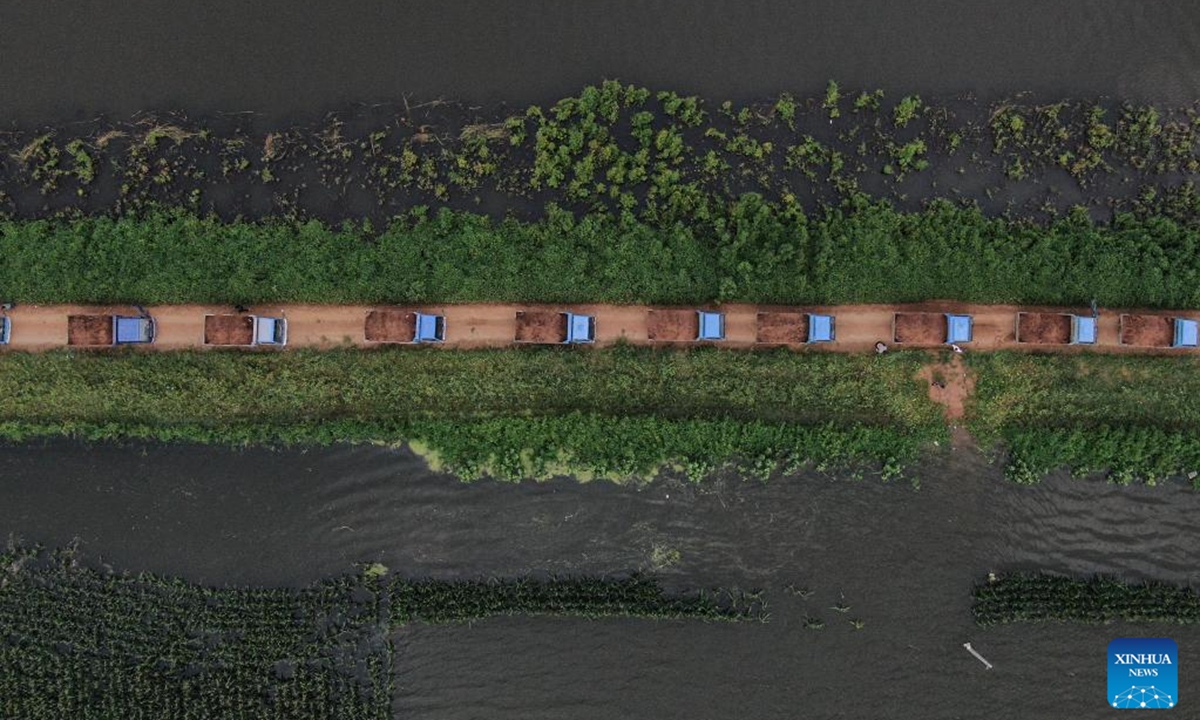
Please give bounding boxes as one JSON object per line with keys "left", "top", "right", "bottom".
{"left": 1108, "top": 638, "right": 1178, "bottom": 709}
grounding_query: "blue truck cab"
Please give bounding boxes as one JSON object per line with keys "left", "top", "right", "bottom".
{"left": 945, "top": 314, "right": 973, "bottom": 344}
{"left": 697, "top": 311, "right": 725, "bottom": 341}
{"left": 564, "top": 313, "right": 595, "bottom": 343}
{"left": 253, "top": 317, "right": 288, "bottom": 346}
{"left": 1070, "top": 315, "right": 1098, "bottom": 345}
{"left": 1174, "top": 318, "right": 1199, "bottom": 348}
{"left": 807, "top": 314, "right": 835, "bottom": 343}
{"left": 414, "top": 312, "right": 446, "bottom": 343}
{"left": 114, "top": 316, "right": 155, "bottom": 344}
{"left": 0, "top": 316, "right": 9, "bottom": 345}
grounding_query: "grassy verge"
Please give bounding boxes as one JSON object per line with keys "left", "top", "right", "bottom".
{"left": 0, "top": 346, "right": 944, "bottom": 481}
{"left": 973, "top": 572, "right": 1200, "bottom": 626}
{"left": 0, "top": 545, "right": 751, "bottom": 720}
{"left": 967, "top": 353, "right": 1200, "bottom": 486}
{"left": 4, "top": 201, "right": 1200, "bottom": 308}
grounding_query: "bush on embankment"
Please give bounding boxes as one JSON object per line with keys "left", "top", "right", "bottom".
{"left": 973, "top": 572, "right": 1200, "bottom": 626}
{"left": 0, "top": 346, "right": 944, "bottom": 481}
{"left": 967, "top": 353, "right": 1200, "bottom": 486}
{"left": 4, "top": 200, "right": 1200, "bottom": 307}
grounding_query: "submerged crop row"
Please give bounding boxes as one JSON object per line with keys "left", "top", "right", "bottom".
{"left": 0, "top": 545, "right": 757, "bottom": 720}
{"left": 0, "top": 346, "right": 944, "bottom": 482}
{"left": 4, "top": 200, "right": 1200, "bottom": 308}
{"left": 973, "top": 572, "right": 1200, "bottom": 626}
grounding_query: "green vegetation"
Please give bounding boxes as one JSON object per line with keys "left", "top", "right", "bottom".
{"left": 973, "top": 572, "right": 1200, "bottom": 626}
{"left": 0, "top": 346, "right": 943, "bottom": 481}
{"left": 5, "top": 200, "right": 1200, "bottom": 308}
{"left": 0, "top": 545, "right": 758, "bottom": 719}
{"left": 0, "top": 546, "right": 394, "bottom": 720}
{"left": 391, "top": 574, "right": 757, "bottom": 624}
{"left": 968, "top": 353, "right": 1200, "bottom": 486}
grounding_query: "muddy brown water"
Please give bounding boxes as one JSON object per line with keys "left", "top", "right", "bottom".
{"left": 2, "top": 1, "right": 1200, "bottom": 124}
{"left": 1, "top": 440, "right": 1198, "bottom": 719}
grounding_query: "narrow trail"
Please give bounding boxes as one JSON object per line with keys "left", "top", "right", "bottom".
{"left": 2, "top": 301, "right": 1197, "bottom": 354}
{"left": 920, "top": 354, "right": 978, "bottom": 449}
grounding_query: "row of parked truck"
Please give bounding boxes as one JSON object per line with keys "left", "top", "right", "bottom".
{"left": 4, "top": 309, "right": 836, "bottom": 347}
{"left": 889, "top": 311, "right": 1199, "bottom": 348}
{"left": 1, "top": 308, "right": 1197, "bottom": 349}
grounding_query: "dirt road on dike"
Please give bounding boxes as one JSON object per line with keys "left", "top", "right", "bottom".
{"left": 3, "top": 301, "right": 1198, "bottom": 355}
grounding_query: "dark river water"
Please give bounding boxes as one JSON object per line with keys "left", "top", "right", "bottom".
{"left": 1, "top": 440, "right": 1197, "bottom": 720}
{"left": 2, "top": 0, "right": 1199, "bottom": 123}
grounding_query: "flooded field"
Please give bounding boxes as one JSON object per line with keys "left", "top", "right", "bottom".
{"left": 2, "top": 1, "right": 1199, "bottom": 123}
{"left": 4, "top": 1, "right": 1200, "bottom": 716}
{"left": 1, "top": 440, "right": 1197, "bottom": 719}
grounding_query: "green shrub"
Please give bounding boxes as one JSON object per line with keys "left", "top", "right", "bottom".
{"left": 5, "top": 200, "right": 1200, "bottom": 308}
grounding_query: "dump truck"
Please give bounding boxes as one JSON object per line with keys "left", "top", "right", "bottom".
{"left": 204, "top": 314, "right": 287, "bottom": 346}
{"left": 647, "top": 309, "right": 725, "bottom": 342}
{"left": 514, "top": 311, "right": 595, "bottom": 344}
{"left": 67, "top": 314, "right": 155, "bottom": 346}
{"left": 363, "top": 309, "right": 445, "bottom": 343}
{"left": 892, "top": 312, "right": 972, "bottom": 345}
{"left": 1119, "top": 314, "right": 1198, "bottom": 348}
{"left": 1015, "top": 312, "right": 1097, "bottom": 345}
{"left": 755, "top": 312, "right": 835, "bottom": 344}
{"left": 658, "top": 309, "right": 725, "bottom": 341}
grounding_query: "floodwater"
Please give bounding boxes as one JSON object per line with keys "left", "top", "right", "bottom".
{"left": 1, "top": 1, "right": 1200, "bottom": 124}
{"left": 1, "top": 440, "right": 1198, "bottom": 719}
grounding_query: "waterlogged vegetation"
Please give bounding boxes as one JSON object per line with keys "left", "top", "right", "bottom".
{"left": 0, "top": 347, "right": 943, "bottom": 481}
{"left": 0, "top": 545, "right": 757, "bottom": 720}
{"left": 967, "top": 354, "right": 1200, "bottom": 486}
{"left": 3, "top": 83, "right": 1200, "bottom": 309}
{"left": 391, "top": 574, "right": 760, "bottom": 624}
{"left": 0, "top": 545, "right": 394, "bottom": 720}
{"left": 2, "top": 81, "right": 1198, "bottom": 223}
{"left": 973, "top": 572, "right": 1200, "bottom": 626}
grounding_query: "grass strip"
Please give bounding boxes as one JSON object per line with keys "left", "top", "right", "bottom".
{"left": 967, "top": 353, "right": 1200, "bottom": 486}
{"left": 973, "top": 572, "right": 1200, "bottom": 626}
{"left": 0, "top": 346, "right": 943, "bottom": 481}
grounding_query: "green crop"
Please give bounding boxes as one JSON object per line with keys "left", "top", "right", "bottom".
{"left": 973, "top": 572, "right": 1200, "bottom": 626}
{"left": 0, "top": 545, "right": 759, "bottom": 719}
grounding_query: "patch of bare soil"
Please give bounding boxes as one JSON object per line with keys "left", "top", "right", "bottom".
{"left": 203, "top": 315, "right": 254, "bottom": 345}
{"left": 920, "top": 354, "right": 976, "bottom": 449}
{"left": 1119, "top": 314, "right": 1174, "bottom": 347}
{"left": 893, "top": 313, "right": 945, "bottom": 344}
{"left": 647, "top": 309, "right": 700, "bottom": 342}
{"left": 514, "top": 311, "right": 567, "bottom": 343}
{"left": 755, "top": 312, "right": 807, "bottom": 344}
{"left": 364, "top": 309, "right": 416, "bottom": 343}
{"left": 66, "top": 315, "right": 113, "bottom": 346}
{"left": 1016, "top": 312, "right": 1071, "bottom": 345}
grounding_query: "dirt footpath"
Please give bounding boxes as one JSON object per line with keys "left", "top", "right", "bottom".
{"left": 2, "top": 301, "right": 1199, "bottom": 355}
